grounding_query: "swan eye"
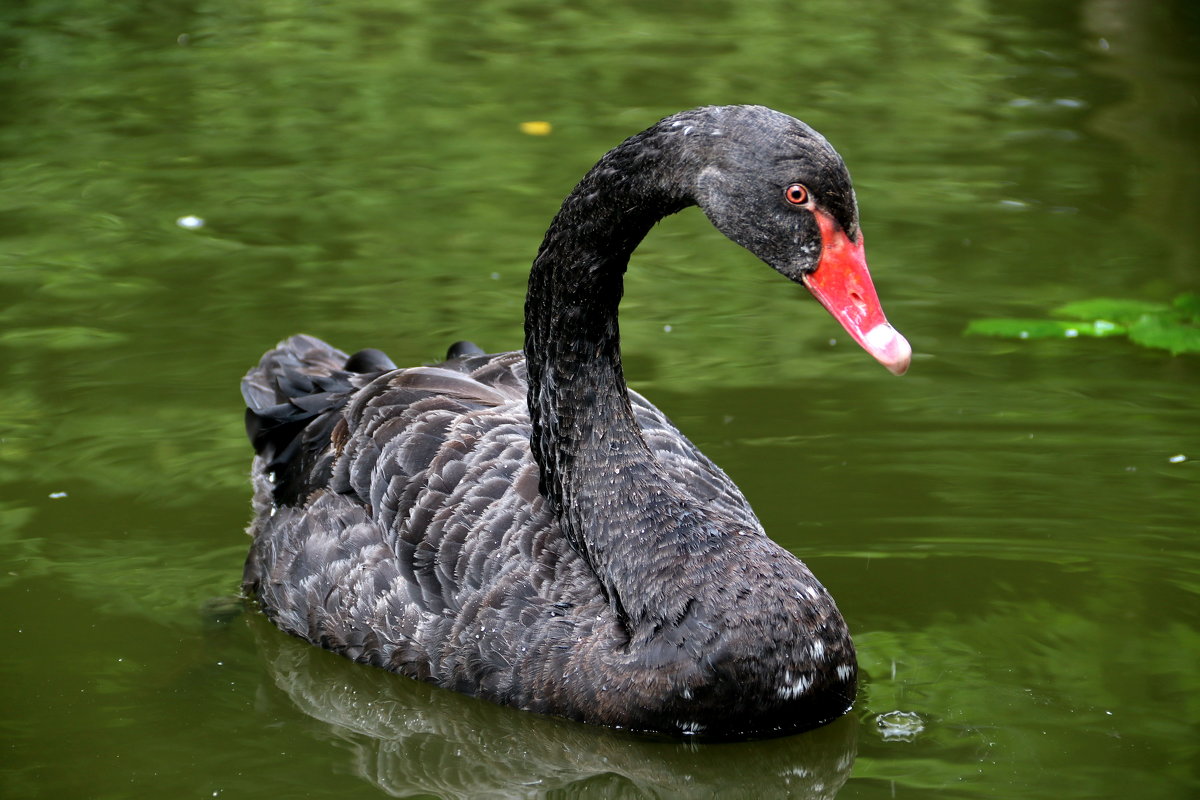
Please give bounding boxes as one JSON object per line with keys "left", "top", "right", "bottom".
{"left": 784, "top": 184, "right": 810, "bottom": 205}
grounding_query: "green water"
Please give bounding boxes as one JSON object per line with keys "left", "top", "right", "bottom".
{"left": 2, "top": 1, "right": 1197, "bottom": 797}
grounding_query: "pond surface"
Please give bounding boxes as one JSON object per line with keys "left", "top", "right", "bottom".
{"left": 2, "top": 1, "right": 1197, "bottom": 798}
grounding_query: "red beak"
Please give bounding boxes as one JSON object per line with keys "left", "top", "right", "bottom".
{"left": 801, "top": 211, "right": 911, "bottom": 376}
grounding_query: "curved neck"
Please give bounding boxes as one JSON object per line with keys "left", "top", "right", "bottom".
{"left": 523, "top": 124, "right": 703, "bottom": 613}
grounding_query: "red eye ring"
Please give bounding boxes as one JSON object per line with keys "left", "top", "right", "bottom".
{"left": 784, "top": 183, "right": 810, "bottom": 205}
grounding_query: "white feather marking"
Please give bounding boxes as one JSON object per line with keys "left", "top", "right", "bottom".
{"left": 776, "top": 671, "right": 813, "bottom": 699}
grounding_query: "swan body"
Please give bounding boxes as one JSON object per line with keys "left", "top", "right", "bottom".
{"left": 242, "top": 105, "right": 910, "bottom": 739}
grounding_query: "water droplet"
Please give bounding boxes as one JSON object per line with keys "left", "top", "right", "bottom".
{"left": 876, "top": 710, "right": 925, "bottom": 742}
{"left": 176, "top": 215, "right": 205, "bottom": 229}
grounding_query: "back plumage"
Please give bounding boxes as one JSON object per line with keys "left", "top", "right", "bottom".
{"left": 241, "top": 335, "right": 761, "bottom": 725}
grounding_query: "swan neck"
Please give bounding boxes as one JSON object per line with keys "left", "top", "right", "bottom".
{"left": 523, "top": 124, "right": 698, "bottom": 580}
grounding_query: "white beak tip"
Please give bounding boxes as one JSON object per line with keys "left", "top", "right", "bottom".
{"left": 864, "top": 324, "right": 912, "bottom": 376}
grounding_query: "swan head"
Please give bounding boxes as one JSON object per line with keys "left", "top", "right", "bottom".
{"left": 686, "top": 105, "right": 911, "bottom": 376}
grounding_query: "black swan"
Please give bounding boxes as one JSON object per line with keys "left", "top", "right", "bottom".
{"left": 241, "top": 105, "right": 910, "bottom": 739}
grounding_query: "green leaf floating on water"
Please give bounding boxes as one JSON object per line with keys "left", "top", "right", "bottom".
{"left": 966, "top": 294, "right": 1200, "bottom": 354}
{"left": 1128, "top": 312, "right": 1200, "bottom": 354}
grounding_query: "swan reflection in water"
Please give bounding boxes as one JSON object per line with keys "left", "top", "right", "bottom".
{"left": 248, "top": 612, "right": 857, "bottom": 799}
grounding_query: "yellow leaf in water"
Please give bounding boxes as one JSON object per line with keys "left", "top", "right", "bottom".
{"left": 519, "top": 120, "right": 552, "bottom": 136}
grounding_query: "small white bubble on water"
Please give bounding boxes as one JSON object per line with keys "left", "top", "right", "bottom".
{"left": 876, "top": 710, "right": 925, "bottom": 742}
{"left": 663, "top": 324, "right": 672, "bottom": 333}
{"left": 48, "top": 491, "right": 67, "bottom": 499}
{"left": 1168, "top": 454, "right": 1187, "bottom": 463}
{"left": 176, "top": 215, "right": 205, "bottom": 229}
{"left": 1064, "top": 328, "right": 1079, "bottom": 338}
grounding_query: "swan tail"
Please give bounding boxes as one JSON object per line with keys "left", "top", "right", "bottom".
{"left": 242, "top": 334, "right": 394, "bottom": 506}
